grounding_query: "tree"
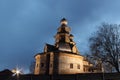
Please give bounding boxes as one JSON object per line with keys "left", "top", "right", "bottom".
{"left": 84, "top": 53, "right": 104, "bottom": 72}
{"left": 89, "top": 23, "right": 120, "bottom": 72}
{"left": 29, "top": 61, "right": 35, "bottom": 74}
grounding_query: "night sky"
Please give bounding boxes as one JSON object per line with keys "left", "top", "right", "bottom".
{"left": 0, "top": 0, "right": 120, "bottom": 73}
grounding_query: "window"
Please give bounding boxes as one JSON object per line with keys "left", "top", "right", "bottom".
{"left": 41, "top": 63, "right": 44, "bottom": 68}
{"left": 36, "top": 64, "right": 38, "bottom": 67}
{"left": 70, "top": 63, "right": 73, "bottom": 68}
{"left": 50, "top": 64, "right": 52, "bottom": 67}
{"left": 77, "top": 64, "right": 80, "bottom": 69}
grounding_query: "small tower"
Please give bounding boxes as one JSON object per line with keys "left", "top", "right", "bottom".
{"left": 54, "top": 18, "right": 79, "bottom": 54}
{"left": 60, "top": 18, "right": 68, "bottom": 25}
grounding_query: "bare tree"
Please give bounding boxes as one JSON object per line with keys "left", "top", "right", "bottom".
{"left": 89, "top": 23, "right": 120, "bottom": 72}
{"left": 84, "top": 53, "right": 103, "bottom": 72}
{"left": 29, "top": 61, "right": 35, "bottom": 74}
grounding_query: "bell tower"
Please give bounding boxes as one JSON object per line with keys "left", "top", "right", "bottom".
{"left": 54, "top": 18, "right": 79, "bottom": 54}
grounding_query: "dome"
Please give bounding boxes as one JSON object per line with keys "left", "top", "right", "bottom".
{"left": 60, "top": 18, "right": 68, "bottom": 25}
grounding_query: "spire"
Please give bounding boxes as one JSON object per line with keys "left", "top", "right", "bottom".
{"left": 54, "top": 18, "right": 79, "bottom": 54}
{"left": 60, "top": 18, "right": 68, "bottom": 25}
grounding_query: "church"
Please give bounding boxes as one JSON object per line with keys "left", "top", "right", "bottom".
{"left": 34, "top": 18, "right": 93, "bottom": 75}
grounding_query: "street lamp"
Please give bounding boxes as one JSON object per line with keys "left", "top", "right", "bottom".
{"left": 12, "top": 67, "right": 21, "bottom": 80}
{"left": 16, "top": 69, "right": 20, "bottom": 74}
{"left": 16, "top": 68, "right": 20, "bottom": 80}
{"left": 12, "top": 68, "right": 21, "bottom": 75}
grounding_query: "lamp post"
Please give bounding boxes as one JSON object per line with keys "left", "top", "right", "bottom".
{"left": 16, "top": 68, "right": 20, "bottom": 80}
{"left": 102, "top": 63, "right": 105, "bottom": 80}
{"left": 12, "top": 68, "right": 21, "bottom": 80}
{"left": 118, "top": 54, "right": 120, "bottom": 72}
{"left": 99, "top": 59, "right": 104, "bottom": 80}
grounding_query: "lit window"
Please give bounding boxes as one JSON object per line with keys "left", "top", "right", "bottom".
{"left": 77, "top": 64, "right": 80, "bottom": 69}
{"left": 70, "top": 63, "right": 73, "bottom": 68}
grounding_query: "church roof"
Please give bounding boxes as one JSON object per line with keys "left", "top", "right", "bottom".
{"left": 0, "top": 69, "right": 13, "bottom": 76}
{"left": 60, "top": 18, "right": 67, "bottom": 22}
{"left": 60, "top": 18, "right": 68, "bottom": 25}
{"left": 44, "top": 43, "right": 58, "bottom": 52}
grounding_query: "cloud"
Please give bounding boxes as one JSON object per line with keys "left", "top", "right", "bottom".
{"left": 0, "top": 0, "right": 120, "bottom": 72}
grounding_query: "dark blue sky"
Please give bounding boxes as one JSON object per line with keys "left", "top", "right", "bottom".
{"left": 0, "top": 0, "right": 120, "bottom": 73}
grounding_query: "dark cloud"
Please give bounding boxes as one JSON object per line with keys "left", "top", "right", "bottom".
{"left": 0, "top": 0, "right": 120, "bottom": 73}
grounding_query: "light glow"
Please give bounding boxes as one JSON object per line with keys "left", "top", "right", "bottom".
{"left": 16, "top": 69, "right": 20, "bottom": 74}
{"left": 12, "top": 67, "right": 22, "bottom": 75}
